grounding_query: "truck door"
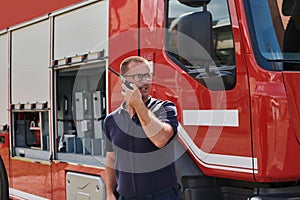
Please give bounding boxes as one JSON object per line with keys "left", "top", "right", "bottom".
{"left": 139, "top": 0, "right": 255, "bottom": 180}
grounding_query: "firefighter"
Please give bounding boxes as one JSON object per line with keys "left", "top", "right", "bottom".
{"left": 104, "top": 56, "right": 181, "bottom": 200}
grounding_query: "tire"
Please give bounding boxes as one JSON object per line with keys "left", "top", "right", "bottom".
{"left": 0, "top": 157, "right": 9, "bottom": 200}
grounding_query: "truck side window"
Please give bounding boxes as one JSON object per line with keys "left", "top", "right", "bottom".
{"left": 166, "top": 0, "right": 236, "bottom": 90}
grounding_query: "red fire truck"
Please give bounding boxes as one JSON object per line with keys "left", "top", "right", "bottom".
{"left": 1, "top": 0, "right": 300, "bottom": 199}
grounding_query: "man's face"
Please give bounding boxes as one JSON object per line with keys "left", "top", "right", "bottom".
{"left": 123, "top": 61, "right": 152, "bottom": 102}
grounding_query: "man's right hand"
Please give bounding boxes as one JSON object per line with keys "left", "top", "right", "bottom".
{"left": 106, "top": 192, "right": 117, "bottom": 200}
{"left": 105, "top": 152, "right": 117, "bottom": 200}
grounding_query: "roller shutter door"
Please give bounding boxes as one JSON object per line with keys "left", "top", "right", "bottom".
{"left": 11, "top": 20, "right": 50, "bottom": 104}
{"left": 54, "top": 0, "right": 108, "bottom": 59}
{"left": 0, "top": 33, "right": 8, "bottom": 125}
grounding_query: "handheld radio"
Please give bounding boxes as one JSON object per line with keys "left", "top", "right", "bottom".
{"left": 108, "top": 67, "right": 133, "bottom": 90}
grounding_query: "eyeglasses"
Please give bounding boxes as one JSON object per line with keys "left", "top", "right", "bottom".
{"left": 123, "top": 73, "right": 152, "bottom": 82}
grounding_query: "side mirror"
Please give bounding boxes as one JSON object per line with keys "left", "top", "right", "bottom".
{"left": 177, "top": 11, "right": 213, "bottom": 66}
{"left": 178, "top": 0, "right": 211, "bottom": 7}
{"left": 282, "top": 0, "right": 300, "bottom": 16}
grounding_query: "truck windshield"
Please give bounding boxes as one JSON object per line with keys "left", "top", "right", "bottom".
{"left": 245, "top": 0, "right": 300, "bottom": 70}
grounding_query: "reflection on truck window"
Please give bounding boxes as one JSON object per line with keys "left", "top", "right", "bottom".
{"left": 166, "top": 0, "right": 236, "bottom": 90}
{"left": 245, "top": 0, "right": 300, "bottom": 70}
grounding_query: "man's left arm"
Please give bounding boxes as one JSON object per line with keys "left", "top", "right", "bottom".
{"left": 136, "top": 104, "right": 175, "bottom": 148}
{"left": 122, "top": 83, "right": 177, "bottom": 148}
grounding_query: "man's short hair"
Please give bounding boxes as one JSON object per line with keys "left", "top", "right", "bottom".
{"left": 120, "top": 56, "right": 150, "bottom": 75}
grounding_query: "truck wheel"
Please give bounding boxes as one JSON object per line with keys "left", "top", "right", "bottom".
{"left": 0, "top": 157, "right": 9, "bottom": 200}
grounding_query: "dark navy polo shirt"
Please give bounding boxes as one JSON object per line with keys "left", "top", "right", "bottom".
{"left": 103, "top": 97, "right": 178, "bottom": 197}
